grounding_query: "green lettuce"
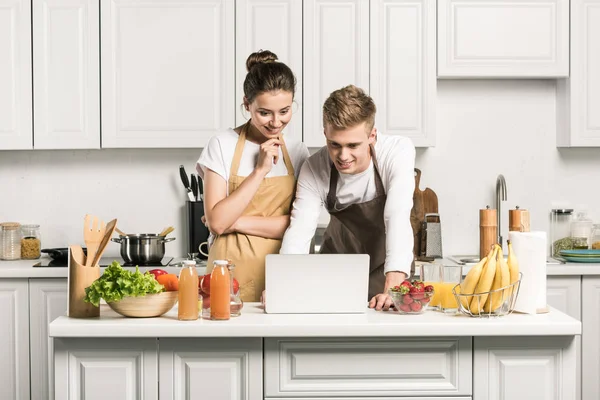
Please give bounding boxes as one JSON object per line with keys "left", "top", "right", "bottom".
{"left": 83, "top": 261, "right": 165, "bottom": 307}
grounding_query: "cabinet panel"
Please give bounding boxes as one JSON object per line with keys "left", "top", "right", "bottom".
{"left": 370, "top": 0, "right": 436, "bottom": 147}
{"left": 33, "top": 0, "right": 100, "bottom": 149}
{"left": 303, "top": 0, "right": 369, "bottom": 147}
{"left": 474, "top": 336, "right": 577, "bottom": 400}
{"left": 159, "top": 338, "right": 263, "bottom": 400}
{"left": 438, "top": 0, "right": 569, "bottom": 77}
{"left": 236, "top": 0, "right": 302, "bottom": 144}
{"left": 264, "top": 337, "right": 472, "bottom": 397}
{"left": 30, "top": 279, "right": 68, "bottom": 400}
{"left": 0, "top": 280, "right": 30, "bottom": 400}
{"left": 0, "top": 0, "right": 32, "bottom": 149}
{"left": 582, "top": 276, "right": 600, "bottom": 400}
{"left": 546, "top": 276, "right": 582, "bottom": 320}
{"left": 54, "top": 338, "right": 158, "bottom": 400}
{"left": 557, "top": 0, "right": 600, "bottom": 147}
{"left": 101, "top": 0, "right": 235, "bottom": 148}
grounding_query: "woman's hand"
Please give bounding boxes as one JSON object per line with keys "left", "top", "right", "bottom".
{"left": 256, "top": 138, "right": 282, "bottom": 174}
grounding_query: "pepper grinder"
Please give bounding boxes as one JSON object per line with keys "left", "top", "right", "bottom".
{"left": 480, "top": 206, "right": 497, "bottom": 260}
{"left": 509, "top": 206, "right": 531, "bottom": 232}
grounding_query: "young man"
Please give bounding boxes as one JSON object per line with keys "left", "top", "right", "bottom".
{"left": 279, "top": 85, "right": 415, "bottom": 311}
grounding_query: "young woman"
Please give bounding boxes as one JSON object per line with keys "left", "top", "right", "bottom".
{"left": 197, "top": 50, "right": 309, "bottom": 302}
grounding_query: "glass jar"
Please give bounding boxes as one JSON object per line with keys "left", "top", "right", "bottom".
{"left": 227, "top": 262, "right": 243, "bottom": 317}
{"left": 591, "top": 224, "right": 600, "bottom": 250}
{"left": 571, "top": 211, "right": 593, "bottom": 249}
{"left": 550, "top": 209, "right": 574, "bottom": 257}
{"left": 20, "top": 224, "right": 41, "bottom": 259}
{"left": 1, "top": 222, "right": 22, "bottom": 260}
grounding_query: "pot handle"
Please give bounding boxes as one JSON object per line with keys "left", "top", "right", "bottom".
{"left": 162, "top": 237, "right": 176, "bottom": 243}
{"left": 111, "top": 238, "right": 123, "bottom": 244}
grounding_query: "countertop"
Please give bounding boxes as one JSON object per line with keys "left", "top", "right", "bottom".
{"left": 49, "top": 303, "right": 581, "bottom": 338}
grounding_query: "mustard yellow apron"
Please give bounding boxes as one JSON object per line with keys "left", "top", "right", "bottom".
{"left": 206, "top": 122, "right": 297, "bottom": 302}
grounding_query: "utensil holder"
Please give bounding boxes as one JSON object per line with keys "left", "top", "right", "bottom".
{"left": 187, "top": 201, "right": 210, "bottom": 260}
{"left": 68, "top": 245, "right": 100, "bottom": 318}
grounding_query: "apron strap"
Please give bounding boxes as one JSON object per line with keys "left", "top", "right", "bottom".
{"left": 230, "top": 122, "right": 250, "bottom": 177}
{"left": 370, "top": 144, "right": 386, "bottom": 197}
{"left": 279, "top": 136, "right": 295, "bottom": 177}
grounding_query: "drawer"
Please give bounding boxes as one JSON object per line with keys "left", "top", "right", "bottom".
{"left": 264, "top": 337, "right": 472, "bottom": 397}
{"left": 266, "top": 398, "right": 472, "bottom": 400}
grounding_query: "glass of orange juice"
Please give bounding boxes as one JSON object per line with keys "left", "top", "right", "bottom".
{"left": 419, "top": 263, "right": 442, "bottom": 311}
{"left": 439, "top": 265, "right": 463, "bottom": 314}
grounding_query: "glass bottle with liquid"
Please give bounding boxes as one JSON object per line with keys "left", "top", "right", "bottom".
{"left": 210, "top": 260, "right": 231, "bottom": 320}
{"left": 178, "top": 260, "right": 199, "bottom": 321}
{"left": 227, "top": 261, "right": 243, "bottom": 317}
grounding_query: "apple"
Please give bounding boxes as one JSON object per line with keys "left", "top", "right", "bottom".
{"left": 148, "top": 269, "right": 168, "bottom": 280}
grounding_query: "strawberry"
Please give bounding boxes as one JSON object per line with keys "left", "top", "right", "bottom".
{"left": 424, "top": 285, "right": 434, "bottom": 293}
{"left": 409, "top": 302, "right": 422, "bottom": 312}
{"left": 399, "top": 303, "right": 411, "bottom": 312}
{"left": 411, "top": 280, "right": 425, "bottom": 292}
{"left": 421, "top": 296, "right": 430, "bottom": 304}
{"left": 400, "top": 280, "right": 412, "bottom": 288}
{"left": 402, "top": 294, "right": 413, "bottom": 304}
{"left": 409, "top": 287, "right": 425, "bottom": 300}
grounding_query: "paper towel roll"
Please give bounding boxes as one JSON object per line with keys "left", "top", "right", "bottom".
{"left": 508, "top": 231, "right": 547, "bottom": 314}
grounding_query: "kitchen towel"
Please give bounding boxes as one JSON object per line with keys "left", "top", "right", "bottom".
{"left": 508, "top": 231, "right": 547, "bottom": 314}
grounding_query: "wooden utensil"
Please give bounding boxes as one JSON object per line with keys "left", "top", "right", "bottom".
{"left": 83, "top": 215, "right": 106, "bottom": 267}
{"left": 115, "top": 227, "right": 127, "bottom": 236}
{"left": 90, "top": 218, "right": 118, "bottom": 267}
{"left": 410, "top": 169, "right": 425, "bottom": 258}
{"left": 159, "top": 226, "right": 175, "bottom": 237}
{"left": 423, "top": 187, "right": 439, "bottom": 222}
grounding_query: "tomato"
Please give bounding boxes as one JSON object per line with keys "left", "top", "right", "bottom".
{"left": 199, "top": 273, "right": 239, "bottom": 295}
{"left": 148, "top": 269, "right": 168, "bottom": 280}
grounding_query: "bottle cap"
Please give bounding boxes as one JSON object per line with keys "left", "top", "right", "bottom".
{"left": 182, "top": 260, "right": 196, "bottom": 267}
{"left": 213, "top": 259, "right": 228, "bottom": 265}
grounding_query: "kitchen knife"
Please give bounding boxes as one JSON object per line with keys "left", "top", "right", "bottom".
{"left": 179, "top": 165, "right": 196, "bottom": 202}
{"left": 197, "top": 175, "right": 204, "bottom": 202}
{"left": 190, "top": 173, "right": 198, "bottom": 202}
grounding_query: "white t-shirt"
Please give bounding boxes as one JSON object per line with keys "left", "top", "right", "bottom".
{"left": 280, "top": 131, "right": 416, "bottom": 276}
{"left": 196, "top": 129, "right": 309, "bottom": 191}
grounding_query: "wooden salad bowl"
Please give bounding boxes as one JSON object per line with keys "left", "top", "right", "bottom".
{"left": 107, "top": 291, "right": 178, "bottom": 318}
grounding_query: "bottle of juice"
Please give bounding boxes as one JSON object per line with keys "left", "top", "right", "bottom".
{"left": 210, "top": 260, "right": 231, "bottom": 320}
{"left": 178, "top": 260, "right": 199, "bottom": 321}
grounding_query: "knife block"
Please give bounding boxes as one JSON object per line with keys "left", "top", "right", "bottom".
{"left": 68, "top": 246, "right": 100, "bottom": 318}
{"left": 187, "top": 200, "right": 210, "bottom": 260}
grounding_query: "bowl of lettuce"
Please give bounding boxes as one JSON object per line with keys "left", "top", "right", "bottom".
{"left": 84, "top": 261, "right": 178, "bottom": 318}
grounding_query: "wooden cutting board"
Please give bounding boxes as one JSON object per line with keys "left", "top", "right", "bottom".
{"left": 410, "top": 168, "right": 440, "bottom": 258}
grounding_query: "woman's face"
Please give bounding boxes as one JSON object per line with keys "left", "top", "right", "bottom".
{"left": 245, "top": 90, "right": 293, "bottom": 141}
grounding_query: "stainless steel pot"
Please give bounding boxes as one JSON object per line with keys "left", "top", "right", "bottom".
{"left": 111, "top": 234, "right": 175, "bottom": 264}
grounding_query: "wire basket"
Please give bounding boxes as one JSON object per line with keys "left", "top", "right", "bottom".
{"left": 452, "top": 273, "right": 523, "bottom": 318}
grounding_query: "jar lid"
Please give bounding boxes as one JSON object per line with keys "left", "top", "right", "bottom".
{"left": 0, "top": 222, "right": 21, "bottom": 230}
{"left": 21, "top": 224, "right": 40, "bottom": 228}
{"left": 213, "top": 259, "right": 229, "bottom": 265}
{"left": 552, "top": 209, "right": 574, "bottom": 214}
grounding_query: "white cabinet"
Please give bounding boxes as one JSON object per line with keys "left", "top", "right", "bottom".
{"left": 101, "top": 0, "right": 235, "bottom": 148}
{"left": 0, "top": 279, "right": 30, "bottom": 400}
{"left": 438, "top": 0, "right": 569, "bottom": 78}
{"left": 303, "top": 0, "right": 370, "bottom": 147}
{"left": 582, "top": 276, "right": 600, "bottom": 400}
{"left": 557, "top": 0, "right": 600, "bottom": 147}
{"left": 370, "top": 0, "right": 436, "bottom": 147}
{"left": 474, "top": 336, "right": 577, "bottom": 400}
{"left": 159, "top": 337, "right": 263, "bottom": 400}
{"left": 32, "top": 0, "right": 100, "bottom": 149}
{"left": 264, "top": 337, "right": 472, "bottom": 397}
{"left": 54, "top": 338, "right": 158, "bottom": 400}
{"left": 547, "top": 276, "right": 582, "bottom": 319}
{"left": 0, "top": 0, "right": 32, "bottom": 150}
{"left": 236, "top": 0, "right": 303, "bottom": 144}
{"left": 29, "top": 279, "right": 68, "bottom": 400}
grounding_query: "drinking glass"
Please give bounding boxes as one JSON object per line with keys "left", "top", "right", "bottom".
{"left": 439, "top": 265, "right": 463, "bottom": 313}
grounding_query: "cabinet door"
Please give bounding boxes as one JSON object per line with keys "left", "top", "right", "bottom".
{"left": 557, "top": 0, "right": 600, "bottom": 147}
{"left": 438, "top": 0, "right": 569, "bottom": 77}
{"left": 546, "top": 276, "right": 582, "bottom": 319}
{"left": 101, "top": 0, "right": 235, "bottom": 148}
{"left": 54, "top": 338, "right": 158, "bottom": 400}
{"left": 159, "top": 337, "right": 263, "bottom": 400}
{"left": 370, "top": 0, "right": 436, "bottom": 147}
{"left": 582, "top": 276, "right": 600, "bottom": 400}
{"left": 474, "top": 336, "right": 577, "bottom": 400}
{"left": 30, "top": 279, "right": 68, "bottom": 400}
{"left": 0, "top": 0, "right": 32, "bottom": 149}
{"left": 0, "top": 280, "right": 30, "bottom": 400}
{"left": 236, "top": 0, "right": 302, "bottom": 144}
{"left": 33, "top": 0, "right": 100, "bottom": 149}
{"left": 303, "top": 0, "right": 369, "bottom": 147}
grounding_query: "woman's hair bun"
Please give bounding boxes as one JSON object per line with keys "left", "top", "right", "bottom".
{"left": 246, "top": 50, "right": 279, "bottom": 72}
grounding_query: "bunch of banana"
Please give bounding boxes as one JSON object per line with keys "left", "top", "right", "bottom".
{"left": 459, "top": 243, "right": 520, "bottom": 315}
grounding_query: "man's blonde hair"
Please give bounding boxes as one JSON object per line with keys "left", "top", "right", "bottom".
{"left": 322, "top": 85, "right": 376, "bottom": 132}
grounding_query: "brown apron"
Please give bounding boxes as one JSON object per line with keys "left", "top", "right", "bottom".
{"left": 206, "top": 122, "right": 297, "bottom": 302}
{"left": 319, "top": 145, "right": 389, "bottom": 300}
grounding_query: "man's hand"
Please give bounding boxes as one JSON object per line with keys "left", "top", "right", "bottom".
{"left": 368, "top": 271, "right": 408, "bottom": 311}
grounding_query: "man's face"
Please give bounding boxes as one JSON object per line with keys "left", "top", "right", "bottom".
{"left": 324, "top": 122, "right": 376, "bottom": 175}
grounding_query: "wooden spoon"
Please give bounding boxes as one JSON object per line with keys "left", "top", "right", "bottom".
{"left": 115, "top": 227, "right": 127, "bottom": 236}
{"left": 83, "top": 215, "right": 106, "bottom": 267}
{"left": 91, "top": 219, "right": 117, "bottom": 267}
{"left": 159, "top": 226, "right": 175, "bottom": 237}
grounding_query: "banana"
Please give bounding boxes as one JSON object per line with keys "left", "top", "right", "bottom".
{"left": 459, "top": 256, "right": 488, "bottom": 309}
{"left": 507, "top": 240, "right": 520, "bottom": 296}
{"left": 484, "top": 244, "right": 511, "bottom": 312}
{"left": 470, "top": 246, "right": 498, "bottom": 314}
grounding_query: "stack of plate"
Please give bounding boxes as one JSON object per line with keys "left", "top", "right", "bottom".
{"left": 559, "top": 249, "right": 600, "bottom": 263}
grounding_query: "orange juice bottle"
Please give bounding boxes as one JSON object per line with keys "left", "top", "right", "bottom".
{"left": 210, "top": 260, "right": 231, "bottom": 320}
{"left": 178, "top": 260, "right": 199, "bottom": 321}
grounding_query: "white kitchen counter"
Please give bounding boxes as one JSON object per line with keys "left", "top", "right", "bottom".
{"left": 49, "top": 303, "right": 580, "bottom": 338}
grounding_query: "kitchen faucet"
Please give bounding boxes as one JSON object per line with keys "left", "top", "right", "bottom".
{"left": 496, "top": 174, "right": 507, "bottom": 248}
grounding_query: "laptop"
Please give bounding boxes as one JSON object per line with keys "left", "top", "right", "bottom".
{"left": 264, "top": 254, "right": 370, "bottom": 314}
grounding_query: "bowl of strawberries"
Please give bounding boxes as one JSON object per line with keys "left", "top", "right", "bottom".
{"left": 388, "top": 279, "right": 435, "bottom": 315}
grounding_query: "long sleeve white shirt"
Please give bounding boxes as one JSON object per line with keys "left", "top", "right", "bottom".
{"left": 280, "top": 132, "right": 416, "bottom": 276}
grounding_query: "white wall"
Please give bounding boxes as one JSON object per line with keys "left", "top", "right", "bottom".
{"left": 1, "top": 79, "right": 599, "bottom": 258}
